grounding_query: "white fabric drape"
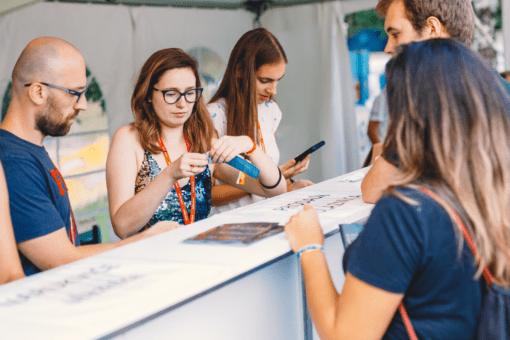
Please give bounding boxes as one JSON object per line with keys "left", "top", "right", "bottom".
{"left": 0, "top": 2, "right": 135, "bottom": 137}
{"left": 503, "top": 0, "right": 510, "bottom": 70}
{"left": 261, "top": 2, "right": 359, "bottom": 182}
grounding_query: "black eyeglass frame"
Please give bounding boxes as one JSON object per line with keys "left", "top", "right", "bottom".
{"left": 153, "top": 87, "right": 203, "bottom": 105}
{"left": 24, "top": 82, "right": 86, "bottom": 103}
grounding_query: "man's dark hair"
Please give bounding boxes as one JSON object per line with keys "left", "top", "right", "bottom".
{"left": 375, "top": 0, "right": 475, "bottom": 45}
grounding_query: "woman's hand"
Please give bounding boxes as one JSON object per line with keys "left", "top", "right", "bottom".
{"left": 289, "top": 179, "right": 314, "bottom": 192}
{"left": 209, "top": 136, "right": 253, "bottom": 163}
{"left": 166, "top": 152, "right": 208, "bottom": 181}
{"left": 284, "top": 205, "right": 324, "bottom": 253}
{"left": 280, "top": 155, "right": 311, "bottom": 179}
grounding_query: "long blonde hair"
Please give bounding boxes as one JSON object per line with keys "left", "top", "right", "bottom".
{"left": 383, "top": 39, "right": 510, "bottom": 286}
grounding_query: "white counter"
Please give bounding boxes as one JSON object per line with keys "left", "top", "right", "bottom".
{"left": 0, "top": 168, "right": 373, "bottom": 340}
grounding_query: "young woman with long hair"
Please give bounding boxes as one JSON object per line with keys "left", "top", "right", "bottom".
{"left": 207, "top": 28, "right": 313, "bottom": 214}
{"left": 284, "top": 39, "right": 510, "bottom": 339}
{"left": 106, "top": 48, "right": 286, "bottom": 239}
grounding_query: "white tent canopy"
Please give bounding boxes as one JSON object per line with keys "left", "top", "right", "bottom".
{"left": 0, "top": 0, "right": 378, "bottom": 186}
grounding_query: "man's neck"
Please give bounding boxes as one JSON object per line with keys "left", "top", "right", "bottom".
{"left": 1, "top": 109, "right": 45, "bottom": 146}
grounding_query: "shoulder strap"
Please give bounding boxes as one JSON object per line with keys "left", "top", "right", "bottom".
{"left": 419, "top": 187, "right": 493, "bottom": 284}
{"left": 398, "top": 187, "right": 495, "bottom": 340}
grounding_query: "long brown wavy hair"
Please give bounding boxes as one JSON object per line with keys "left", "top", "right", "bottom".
{"left": 209, "top": 28, "right": 287, "bottom": 144}
{"left": 132, "top": 48, "right": 214, "bottom": 154}
{"left": 383, "top": 39, "right": 510, "bottom": 287}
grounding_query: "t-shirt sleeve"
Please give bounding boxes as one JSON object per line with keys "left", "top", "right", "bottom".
{"left": 369, "top": 90, "right": 388, "bottom": 122}
{"left": 345, "top": 194, "right": 425, "bottom": 293}
{"left": 3, "top": 158, "right": 65, "bottom": 243}
{"left": 207, "top": 101, "right": 227, "bottom": 137}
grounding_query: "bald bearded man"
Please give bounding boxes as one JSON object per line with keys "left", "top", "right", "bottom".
{"left": 0, "top": 37, "right": 178, "bottom": 276}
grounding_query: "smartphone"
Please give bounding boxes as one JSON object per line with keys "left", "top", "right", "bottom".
{"left": 294, "top": 141, "right": 325, "bottom": 164}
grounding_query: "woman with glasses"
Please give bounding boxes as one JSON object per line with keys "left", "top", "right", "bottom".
{"left": 106, "top": 48, "right": 286, "bottom": 239}
{"left": 207, "top": 28, "right": 314, "bottom": 214}
{"left": 284, "top": 39, "right": 510, "bottom": 339}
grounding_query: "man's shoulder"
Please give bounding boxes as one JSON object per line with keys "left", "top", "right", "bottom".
{"left": 0, "top": 129, "right": 43, "bottom": 162}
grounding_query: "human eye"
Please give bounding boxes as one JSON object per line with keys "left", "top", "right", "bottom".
{"left": 164, "top": 90, "right": 179, "bottom": 100}
{"left": 258, "top": 78, "right": 270, "bottom": 84}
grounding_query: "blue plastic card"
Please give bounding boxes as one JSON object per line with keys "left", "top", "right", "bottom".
{"left": 206, "top": 152, "right": 260, "bottom": 179}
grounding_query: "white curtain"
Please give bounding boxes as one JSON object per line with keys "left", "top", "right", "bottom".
{"left": 504, "top": 0, "right": 510, "bottom": 70}
{"left": 261, "top": 2, "right": 359, "bottom": 183}
{"left": 0, "top": 2, "right": 135, "bottom": 138}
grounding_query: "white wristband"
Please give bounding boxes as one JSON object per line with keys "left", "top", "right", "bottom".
{"left": 296, "top": 243, "right": 324, "bottom": 260}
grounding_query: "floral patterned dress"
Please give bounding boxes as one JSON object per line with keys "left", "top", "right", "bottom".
{"left": 135, "top": 150, "right": 212, "bottom": 229}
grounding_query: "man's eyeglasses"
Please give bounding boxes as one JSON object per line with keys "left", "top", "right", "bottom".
{"left": 24, "top": 82, "right": 86, "bottom": 102}
{"left": 153, "top": 87, "right": 203, "bottom": 105}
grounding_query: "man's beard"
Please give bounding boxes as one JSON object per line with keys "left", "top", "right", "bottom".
{"left": 35, "top": 97, "right": 78, "bottom": 137}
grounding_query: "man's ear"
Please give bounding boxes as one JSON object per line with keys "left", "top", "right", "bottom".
{"left": 26, "top": 83, "right": 46, "bottom": 106}
{"left": 424, "top": 16, "right": 449, "bottom": 39}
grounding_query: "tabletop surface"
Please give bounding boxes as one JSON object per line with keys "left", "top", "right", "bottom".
{"left": 0, "top": 167, "right": 373, "bottom": 339}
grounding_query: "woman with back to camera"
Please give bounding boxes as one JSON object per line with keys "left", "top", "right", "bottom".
{"left": 284, "top": 39, "right": 510, "bottom": 339}
{"left": 207, "top": 28, "right": 314, "bottom": 214}
{"left": 106, "top": 48, "right": 286, "bottom": 239}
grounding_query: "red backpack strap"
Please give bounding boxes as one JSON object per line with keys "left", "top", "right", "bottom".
{"left": 398, "top": 187, "right": 495, "bottom": 340}
{"left": 399, "top": 303, "right": 418, "bottom": 340}
{"left": 420, "top": 187, "right": 493, "bottom": 285}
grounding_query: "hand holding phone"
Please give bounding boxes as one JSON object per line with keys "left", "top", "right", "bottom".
{"left": 294, "top": 141, "right": 325, "bottom": 164}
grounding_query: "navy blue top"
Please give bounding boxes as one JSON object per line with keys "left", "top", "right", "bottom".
{"left": 0, "top": 129, "right": 79, "bottom": 276}
{"left": 343, "top": 188, "right": 483, "bottom": 339}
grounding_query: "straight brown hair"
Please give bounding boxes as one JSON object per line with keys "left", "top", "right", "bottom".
{"left": 132, "top": 48, "right": 214, "bottom": 154}
{"left": 383, "top": 39, "right": 510, "bottom": 287}
{"left": 375, "top": 0, "right": 475, "bottom": 45}
{"left": 209, "top": 28, "right": 287, "bottom": 144}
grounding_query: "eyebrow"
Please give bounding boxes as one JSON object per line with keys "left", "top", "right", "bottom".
{"left": 386, "top": 26, "right": 398, "bottom": 34}
{"left": 161, "top": 86, "right": 196, "bottom": 91}
{"left": 258, "top": 75, "right": 285, "bottom": 81}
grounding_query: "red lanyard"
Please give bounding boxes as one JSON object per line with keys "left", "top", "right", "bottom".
{"left": 257, "top": 122, "right": 266, "bottom": 153}
{"left": 158, "top": 137, "right": 195, "bottom": 225}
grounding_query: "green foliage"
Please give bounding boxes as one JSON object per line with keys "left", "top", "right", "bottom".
{"left": 344, "top": 9, "right": 388, "bottom": 39}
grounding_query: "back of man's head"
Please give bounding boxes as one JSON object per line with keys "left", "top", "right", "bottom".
{"left": 11, "top": 37, "right": 81, "bottom": 96}
{"left": 376, "top": 0, "right": 475, "bottom": 45}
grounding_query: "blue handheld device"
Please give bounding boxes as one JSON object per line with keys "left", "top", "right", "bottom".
{"left": 206, "top": 152, "right": 260, "bottom": 179}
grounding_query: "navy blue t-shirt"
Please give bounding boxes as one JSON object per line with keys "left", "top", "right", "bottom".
{"left": 0, "top": 129, "right": 79, "bottom": 276}
{"left": 343, "top": 188, "right": 483, "bottom": 339}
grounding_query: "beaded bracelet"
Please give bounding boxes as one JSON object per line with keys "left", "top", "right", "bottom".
{"left": 246, "top": 136, "right": 257, "bottom": 156}
{"left": 296, "top": 243, "right": 324, "bottom": 260}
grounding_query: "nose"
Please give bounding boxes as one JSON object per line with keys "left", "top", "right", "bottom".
{"left": 175, "top": 94, "right": 187, "bottom": 108}
{"left": 384, "top": 39, "right": 395, "bottom": 55}
{"left": 270, "top": 82, "right": 278, "bottom": 96}
{"left": 74, "top": 93, "right": 88, "bottom": 111}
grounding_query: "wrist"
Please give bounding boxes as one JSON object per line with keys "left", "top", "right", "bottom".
{"left": 296, "top": 243, "right": 324, "bottom": 260}
{"left": 287, "top": 178, "right": 295, "bottom": 192}
{"left": 246, "top": 136, "right": 257, "bottom": 156}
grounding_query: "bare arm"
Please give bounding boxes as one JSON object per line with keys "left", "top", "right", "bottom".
{"left": 0, "top": 163, "right": 25, "bottom": 284}
{"left": 361, "top": 156, "right": 401, "bottom": 204}
{"left": 285, "top": 205, "right": 402, "bottom": 339}
{"left": 210, "top": 136, "right": 287, "bottom": 197}
{"left": 106, "top": 126, "right": 207, "bottom": 239}
{"left": 367, "top": 121, "right": 381, "bottom": 145}
{"left": 210, "top": 184, "right": 249, "bottom": 206}
{"left": 17, "top": 220, "right": 178, "bottom": 271}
